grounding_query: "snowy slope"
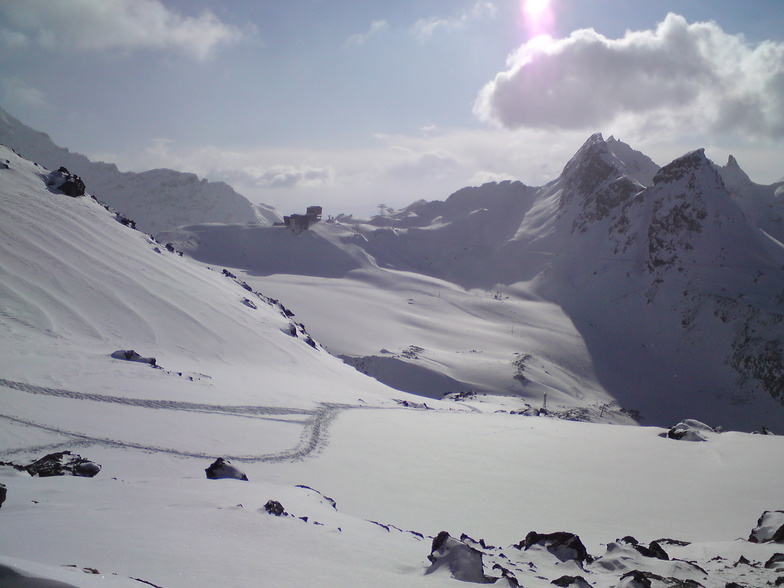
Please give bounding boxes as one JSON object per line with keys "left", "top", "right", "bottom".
{"left": 2, "top": 146, "right": 784, "bottom": 588}
{"left": 0, "top": 108, "right": 280, "bottom": 236}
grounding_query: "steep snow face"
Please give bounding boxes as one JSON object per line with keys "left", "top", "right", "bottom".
{"left": 605, "top": 135, "right": 660, "bottom": 186}
{"left": 0, "top": 108, "right": 280, "bottom": 237}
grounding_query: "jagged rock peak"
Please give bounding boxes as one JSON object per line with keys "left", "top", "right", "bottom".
{"left": 559, "top": 133, "right": 623, "bottom": 205}
{"left": 652, "top": 148, "right": 721, "bottom": 186}
{"left": 558, "top": 133, "right": 646, "bottom": 220}
{"left": 721, "top": 154, "right": 752, "bottom": 186}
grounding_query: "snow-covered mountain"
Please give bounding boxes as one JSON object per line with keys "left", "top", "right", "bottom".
{"left": 0, "top": 108, "right": 280, "bottom": 236}
{"left": 163, "top": 133, "right": 784, "bottom": 432}
{"left": 3, "top": 144, "right": 784, "bottom": 588}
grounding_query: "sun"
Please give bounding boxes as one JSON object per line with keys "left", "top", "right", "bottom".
{"left": 524, "top": 0, "right": 551, "bottom": 18}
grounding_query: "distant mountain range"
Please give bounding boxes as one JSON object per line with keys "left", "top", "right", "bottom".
{"left": 0, "top": 108, "right": 280, "bottom": 236}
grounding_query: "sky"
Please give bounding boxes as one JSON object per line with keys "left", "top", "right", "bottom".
{"left": 1, "top": 0, "right": 783, "bottom": 217}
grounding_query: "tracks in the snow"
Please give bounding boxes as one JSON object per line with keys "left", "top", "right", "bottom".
{"left": 0, "top": 378, "right": 357, "bottom": 463}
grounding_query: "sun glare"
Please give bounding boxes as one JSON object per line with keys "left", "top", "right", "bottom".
{"left": 524, "top": 0, "right": 550, "bottom": 18}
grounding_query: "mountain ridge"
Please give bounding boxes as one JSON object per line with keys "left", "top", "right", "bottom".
{"left": 0, "top": 108, "right": 280, "bottom": 236}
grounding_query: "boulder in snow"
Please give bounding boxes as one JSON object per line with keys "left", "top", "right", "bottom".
{"left": 617, "top": 536, "right": 669, "bottom": 560}
{"left": 664, "top": 419, "right": 715, "bottom": 442}
{"left": 749, "top": 510, "right": 784, "bottom": 543}
{"left": 264, "top": 500, "right": 286, "bottom": 516}
{"left": 425, "top": 531, "right": 493, "bottom": 583}
{"left": 0, "top": 482, "right": 6, "bottom": 508}
{"left": 111, "top": 349, "right": 157, "bottom": 366}
{"left": 45, "top": 166, "right": 85, "bottom": 197}
{"left": 25, "top": 451, "right": 101, "bottom": 478}
{"left": 204, "top": 458, "right": 248, "bottom": 481}
{"left": 518, "top": 531, "right": 592, "bottom": 565}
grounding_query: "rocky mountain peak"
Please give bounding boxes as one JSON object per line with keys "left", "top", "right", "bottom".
{"left": 558, "top": 133, "right": 645, "bottom": 233}
{"left": 652, "top": 148, "right": 718, "bottom": 187}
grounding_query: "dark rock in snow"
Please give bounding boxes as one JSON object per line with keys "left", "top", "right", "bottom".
{"left": 426, "top": 531, "right": 493, "bottom": 583}
{"left": 551, "top": 575, "right": 592, "bottom": 588}
{"left": 204, "top": 458, "right": 248, "bottom": 481}
{"left": 264, "top": 500, "right": 286, "bottom": 516}
{"left": 749, "top": 510, "right": 784, "bottom": 543}
{"left": 110, "top": 349, "right": 157, "bottom": 366}
{"left": 25, "top": 451, "right": 101, "bottom": 477}
{"left": 46, "top": 166, "right": 85, "bottom": 197}
{"left": 765, "top": 553, "right": 784, "bottom": 569}
{"left": 491, "top": 563, "right": 520, "bottom": 587}
{"left": 115, "top": 213, "right": 136, "bottom": 229}
{"left": 0, "top": 482, "right": 6, "bottom": 508}
{"left": 518, "top": 531, "right": 592, "bottom": 565}
{"left": 616, "top": 569, "right": 705, "bottom": 588}
{"left": 618, "top": 536, "right": 669, "bottom": 560}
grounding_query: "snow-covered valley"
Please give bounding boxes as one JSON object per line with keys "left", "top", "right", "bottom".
{"left": 1, "top": 114, "right": 784, "bottom": 587}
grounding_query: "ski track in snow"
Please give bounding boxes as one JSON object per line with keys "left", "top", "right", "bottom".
{"left": 0, "top": 377, "right": 359, "bottom": 463}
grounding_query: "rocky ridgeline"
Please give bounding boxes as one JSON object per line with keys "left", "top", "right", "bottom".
{"left": 425, "top": 516, "right": 784, "bottom": 587}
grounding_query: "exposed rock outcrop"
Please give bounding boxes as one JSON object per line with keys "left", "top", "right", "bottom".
{"left": 204, "top": 458, "right": 248, "bottom": 481}
{"left": 25, "top": 451, "right": 101, "bottom": 478}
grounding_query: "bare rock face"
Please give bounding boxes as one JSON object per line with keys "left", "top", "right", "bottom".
{"left": 749, "top": 510, "right": 784, "bottom": 543}
{"left": 25, "top": 451, "right": 101, "bottom": 478}
{"left": 205, "top": 458, "right": 248, "bottom": 481}
{"left": 517, "top": 531, "right": 592, "bottom": 566}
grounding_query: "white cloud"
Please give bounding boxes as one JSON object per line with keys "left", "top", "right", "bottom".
{"left": 0, "top": 77, "right": 52, "bottom": 111}
{"left": 0, "top": 0, "right": 252, "bottom": 59}
{"left": 412, "top": 1, "right": 496, "bottom": 42}
{"left": 346, "top": 20, "right": 388, "bottom": 47}
{"left": 474, "top": 13, "right": 784, "bottom": 140}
